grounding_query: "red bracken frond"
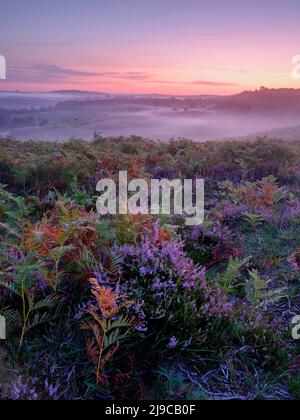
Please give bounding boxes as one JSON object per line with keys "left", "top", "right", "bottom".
{"left": 86, "top": 338, "right": 100, "bottom": 365}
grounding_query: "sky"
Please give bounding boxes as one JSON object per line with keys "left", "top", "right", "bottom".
{"left": 0, "top": 0, "right": 300, "bottom": 95}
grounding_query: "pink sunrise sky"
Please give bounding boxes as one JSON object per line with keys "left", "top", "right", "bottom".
{"left": 0, "top": 0, "right": 300, "bottom": 95}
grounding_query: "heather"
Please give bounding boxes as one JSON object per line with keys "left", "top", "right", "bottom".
{"left": 0, "top": 136, "right": 300, "bottom": 400}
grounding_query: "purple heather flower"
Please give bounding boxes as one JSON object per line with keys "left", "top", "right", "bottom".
{"left": 287, "top": 255, "right": 298, "bottom": 271}
{"left": 168, "top": 336, "right": 179, "bottom": 349}
{"left": 94, "top": 225, "right": 231, "bottom": 338}
{"left": 6, "top": 377, "right": 39, "bottom": 400}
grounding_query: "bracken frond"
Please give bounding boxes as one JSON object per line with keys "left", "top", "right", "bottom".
{"left": 82, "top": 278, "right": 133, "bottom": 384}
{"left": 89, "top": 278, "right": 120, "bottom": 319}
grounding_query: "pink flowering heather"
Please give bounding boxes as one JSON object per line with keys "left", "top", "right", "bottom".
{"left": 2, "top": 377, "right": 39, "bottom": 401}
{"left": 95, "top": 227, "right": 232, "bottom": 346}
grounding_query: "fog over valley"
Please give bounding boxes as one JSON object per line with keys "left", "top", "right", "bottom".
{"left": 1, "top": 88, "right": 300, "bottom": 141}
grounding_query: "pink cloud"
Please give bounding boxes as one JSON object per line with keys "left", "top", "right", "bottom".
{"left": 146, "top": 79, "right": 239, "bottom": 87}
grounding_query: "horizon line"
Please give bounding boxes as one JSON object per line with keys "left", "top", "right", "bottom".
{"left": 1, "top": 86, "right": 300, "bottom": 97}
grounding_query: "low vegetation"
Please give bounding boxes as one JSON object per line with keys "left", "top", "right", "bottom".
{"left": 0, "top": 135, "right": 299, "bottom": 400}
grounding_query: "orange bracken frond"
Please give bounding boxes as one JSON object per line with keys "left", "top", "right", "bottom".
{"left": 23, "top": 224, "right": 65, "bottom": 256}
{"left": 156, "top": 228, "right": 172, "bottom": 244}
{"left": 89, "top": 278, "right": 120, "bottom": 319}
{"left": 83, "top": 278, "right": 133, "bottom": 384}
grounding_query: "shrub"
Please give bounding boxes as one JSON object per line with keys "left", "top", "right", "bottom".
{"left": 94, "top": 226, "right": 232, "bottom": 351}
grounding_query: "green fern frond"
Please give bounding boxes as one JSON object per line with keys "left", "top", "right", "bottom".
{"left": 217, "top": 257, "right": 250, "bottom": 293}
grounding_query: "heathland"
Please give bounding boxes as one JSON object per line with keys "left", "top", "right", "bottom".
{"left": 0, "top": 135, "right": 300, "bottom": 400}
